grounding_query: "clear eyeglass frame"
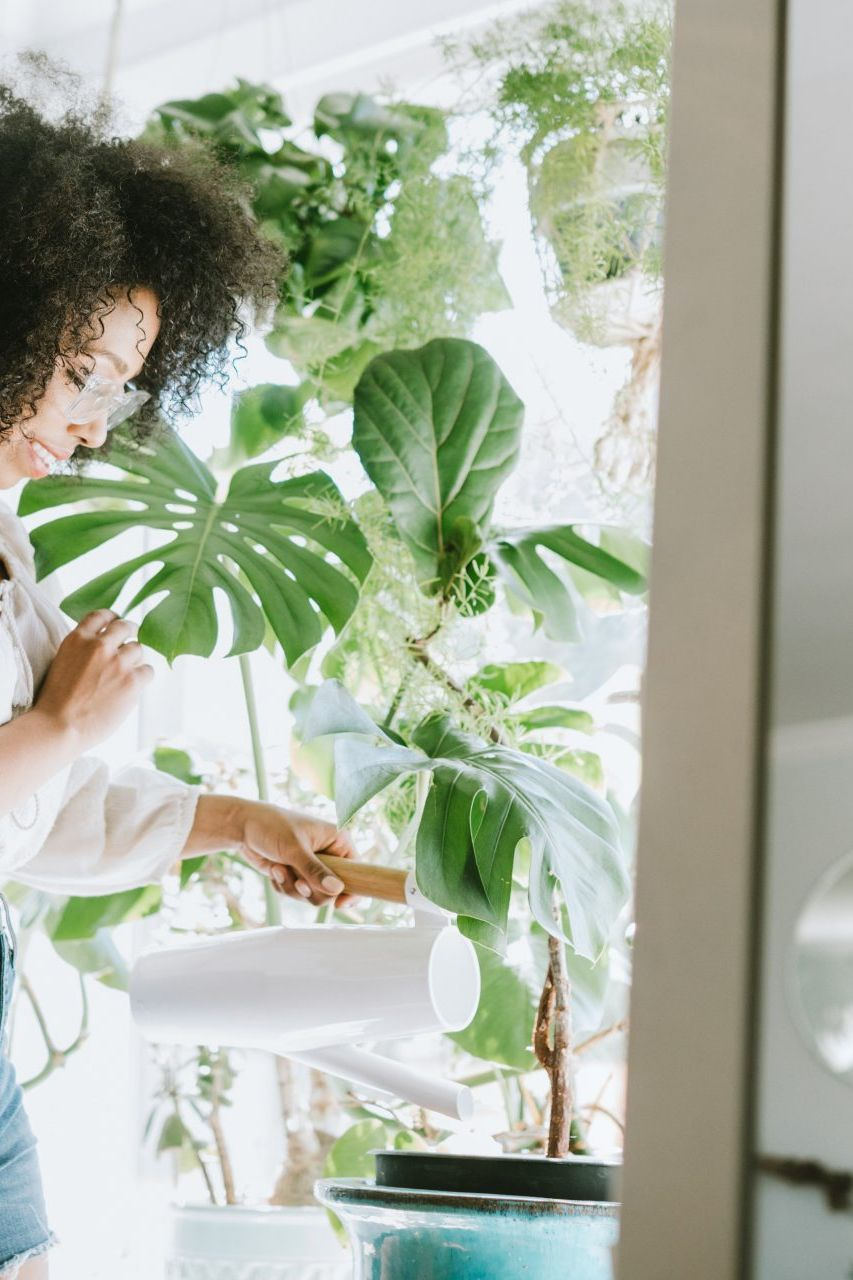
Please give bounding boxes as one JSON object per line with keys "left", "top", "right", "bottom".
{"left": 66, "top": 371, "right": 151, "bottom": 432}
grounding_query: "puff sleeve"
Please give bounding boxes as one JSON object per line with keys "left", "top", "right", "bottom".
{"left": 10, "top": 759, "right": 201, "bottom": 896}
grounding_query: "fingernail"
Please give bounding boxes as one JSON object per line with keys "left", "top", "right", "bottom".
{"left": 322, "top": 876, "right": 345, "bottom": 893}
{"left": 271, "top": 867, "right": 285, "bottom": 883}
{"left": 296, "top": 881, "right": 312, "bottom": 898}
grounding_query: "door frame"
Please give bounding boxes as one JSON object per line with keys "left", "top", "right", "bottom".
{"left": 617, "top": 0, "right": 788, "bottom": 1275}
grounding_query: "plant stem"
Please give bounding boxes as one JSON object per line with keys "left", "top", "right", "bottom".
{"left": 575, "top": 1019, "right": 628, "bottom": 1056}
{"left": 239, "top": 653, "right": 269, "bottom": 803}
{"left": 532, "top": 890, "right": 574, "bottom": 1158}
{"left": 19, "top": 973, "right": 90, "bottom": 1090}
{"left": 238, "top": 652, "right": 281, "bottom": 926}
{"left": 408, "top": 637, "right": 503, "bottom": 744}
{"left": 178, "top": 1094, "right": 219, "bottom": 1206}
{"left": 269, "top": 1056, "right": 322, "bottom": 1206}
{"left": 209, "top": 1056, "right": 237, "bottom": 1205}
{"left": 382, "top": 670, "right": 412, "bottom": 733}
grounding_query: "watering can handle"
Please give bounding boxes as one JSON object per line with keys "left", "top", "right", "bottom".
{"left": 317, "top": 853, "right": 408, "bottom": 905}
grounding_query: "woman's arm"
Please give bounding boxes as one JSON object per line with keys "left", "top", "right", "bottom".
{"left": 0, "top": 706, "right": 81, "bottom": 815}
{"left": 0, "top": 607, "right": 151, "bottom": 819}
{"left": 5, "top": 606, "right": 355, "bottom": 907}
{"left": 183, "top": 794, "right": 356, "bottom": 908}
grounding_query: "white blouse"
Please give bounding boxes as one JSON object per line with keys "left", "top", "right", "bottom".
{"left": 0, "top": 497, "right": 200, "bottom": 895}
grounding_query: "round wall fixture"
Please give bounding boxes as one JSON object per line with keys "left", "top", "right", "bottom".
{"left": 791, "top": 851, "right": 853, "bottom": 1084}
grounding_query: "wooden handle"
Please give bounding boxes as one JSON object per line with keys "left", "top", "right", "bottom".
{"left": 317, "top": 853, "right": 408, "bottom": 905}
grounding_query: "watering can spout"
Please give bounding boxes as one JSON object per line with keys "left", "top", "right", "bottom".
{"left": 289, "top": 1044, "right": 474, "bottom": 1121}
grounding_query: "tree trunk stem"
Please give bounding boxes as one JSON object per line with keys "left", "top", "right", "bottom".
{"left": 532, "top": 890, "right": 574, "bottom": 1158}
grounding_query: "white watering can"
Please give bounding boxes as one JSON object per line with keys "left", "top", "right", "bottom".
{"left": 129, "top": 854, "right": 481, "bottom": 1120}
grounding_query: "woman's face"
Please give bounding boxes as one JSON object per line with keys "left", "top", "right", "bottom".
{"left": 0, "top": 286, "right": 161, "bottom": 490}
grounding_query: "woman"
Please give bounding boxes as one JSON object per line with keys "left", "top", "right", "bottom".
{"left": 0, "top": 61, "right": 358, "bottom": 1278}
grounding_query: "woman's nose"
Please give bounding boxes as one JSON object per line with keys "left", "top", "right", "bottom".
{"left": 71, "top": 412, "right": 110, "bottom": 450}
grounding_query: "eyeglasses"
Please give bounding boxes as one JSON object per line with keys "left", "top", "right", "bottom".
{"left": 66, "top": 371, "right": 151, "bottom": 432}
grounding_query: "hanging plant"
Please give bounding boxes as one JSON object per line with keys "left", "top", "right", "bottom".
{"left": 444, "top": 0, "right": 671, "bottom": 498}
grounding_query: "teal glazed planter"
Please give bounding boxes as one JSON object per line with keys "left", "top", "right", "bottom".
{"left": 315, "top": 1153, "right": 620, "bottom": 1280}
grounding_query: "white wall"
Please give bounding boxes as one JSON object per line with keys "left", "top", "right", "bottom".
{"left": 752, "top": 0, "right": 853, "bottom": 1271}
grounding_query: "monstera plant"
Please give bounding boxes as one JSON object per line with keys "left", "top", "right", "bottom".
{"left": 14, "top": 335, "right": 645, "bottom": 1165}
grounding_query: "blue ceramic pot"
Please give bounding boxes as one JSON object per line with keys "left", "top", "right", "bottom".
{"left": 315, "top": 1177, "right": 619, "bottom": 1279}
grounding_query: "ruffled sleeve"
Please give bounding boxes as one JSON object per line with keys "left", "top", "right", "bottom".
{"left": 11, "top": 760, "right": 201, "bottom": 896}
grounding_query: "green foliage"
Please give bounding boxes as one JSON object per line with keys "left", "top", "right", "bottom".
{"left": 144, "top": 81, "right": 508, "bottom": 405}
{"left": 11, "top": 56, "right": 645, "bottom": 1165}
{"left": 469, "top": 661, "right": 565, "bottom": 702}
{"left": 153, "top": 747, "right": 203, "bottom": 786}
{"left": 51, "top": 930, "right": 130, "bottom": 991}
{"left": 353, "top": 339, "right": 524, "bottom": 596}
{"left": 303, "top": 680, "right": 629, "bottom": 960}
{"left": 491, "top": 522, "right": 646, "bottom": 640}
{"left": 210, "top": 382, "right": 311, "bottom": 473}
{"left": 449, "top": 943, "right": 538, "bottom": 1070}
{"left": 19, "top": 425, "right": 371, "bottom": 664}
{"left": 447, "top": 0, "right": 671, "bottom": 337}
{"left": 49, "top": 885, "right": 162, "bottom": 941}
{"left": 322, "top": 1118, "right": 389, "bottom": 1243}
{"left": 351, "top": 338, "right": 646, "bottom": 631}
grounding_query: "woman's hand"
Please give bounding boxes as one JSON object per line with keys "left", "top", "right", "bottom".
{"left": 186, "top": 795, "right": 359, "bottom": 909}
{"left": 35, "top": 609, "right": 153, "bottom": 750}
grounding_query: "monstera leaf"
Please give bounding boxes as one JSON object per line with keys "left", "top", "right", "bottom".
{"left": 18, "top": 427, "right": 371, "bottom": 664}
{"left": 302, "top": 680, "right": 629, "bottom": 961}
{"left": 490, "top": 523, "right": 648, "bottom": 640}
{"left": 352, "top": 338, "right": 524, "bottom": 595}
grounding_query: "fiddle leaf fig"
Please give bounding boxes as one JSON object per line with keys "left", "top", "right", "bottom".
{"left": 352, "top": 338, "right": 524, "bottom": 596}
{"left": 18, "top": 426, "right": 371, "bottom": 664}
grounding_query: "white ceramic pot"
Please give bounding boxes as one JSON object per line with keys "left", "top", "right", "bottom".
{"left": 165, "top": 1203, "right": 351, "bottom": 1280}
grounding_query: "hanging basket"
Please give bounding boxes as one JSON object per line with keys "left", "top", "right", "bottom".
{"left": 531, "top": 130, "right": 664, "bottom": 347}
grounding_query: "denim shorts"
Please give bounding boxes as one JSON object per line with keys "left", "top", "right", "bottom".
{"left": 0, "top": 893, "right": 56, "bottom": 1276}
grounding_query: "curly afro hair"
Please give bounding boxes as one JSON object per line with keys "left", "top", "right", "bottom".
{"left": 0, "top": 54, "right": 284, "bottom": 449}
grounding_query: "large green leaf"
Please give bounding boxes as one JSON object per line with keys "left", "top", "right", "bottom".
{"left": 49, "top": 885, "right": 162, "bottom": 941}
{"left": 314, "top": 93, "right": 447, "bottom": 168}
{"left": 210, "top": 382, "right": 310, "bottom": 472}
{"left": 449, "top": 943, "right": 537, "bottom": 1070}
{"left": 51, "top": 929, "right": 130, "bottom": 991}
{"left": 489, "top": 523, "right": 647, "bottom": 640}
{"left": 304, "top": 681, "right": 628, "bottom": 959}
{"left": 18, "top": 427, "right": 371, "bottom": 664}
{"left": 469, "top": 661, "right": 564, "bottom": 701}
{"left": 322, "top": 1118, "right": 389, "bottom": 1244}
{"left": 352, "top": 339, "right": 524, "bottom": 595}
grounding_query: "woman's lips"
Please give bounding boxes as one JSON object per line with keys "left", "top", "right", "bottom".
{"left": 26, "top": 438, "right": 72, "bottom": 478}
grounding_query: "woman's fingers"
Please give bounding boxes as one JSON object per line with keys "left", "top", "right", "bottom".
{"left": 323, "top": 827, "right": 356, "bottom": 859}
{"left": 116, "top": 640, "right": 148, "bottom": 667}
{"left": 288, "top": 844, "right": 346, "bottom": 901}
{"left": 242, "top": 813, "right": 360, "bottom": 909}
{"left": 270, "top": 864, "right": 299, "bottom": 899}
{"left": 76, "top": 608, "right": 119, "bottom": 637}
{"left": 99, "top": 617, "right": 139, "bottom": 648}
